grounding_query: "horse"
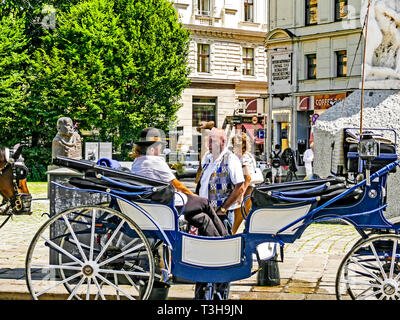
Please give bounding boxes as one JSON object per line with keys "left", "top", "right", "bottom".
{"left": 0, "top": 144, "right": 32, "bottom": 221}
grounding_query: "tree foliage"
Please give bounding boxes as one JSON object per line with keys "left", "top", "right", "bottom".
{"left": 0, "top": 0, "right": 191, "bottom": 180}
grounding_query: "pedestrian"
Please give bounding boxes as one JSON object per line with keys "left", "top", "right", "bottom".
{"left": 303, "top": 142, "right": 314, "bottom": 180}
{"left": 195, "top": 127, "right": 245, "bottom": 299}
{"left": 270, "top": 144, "right": 283, "bottom": 184}
{"left": 195, "top": 121, "right": 215, "bottom": 183}
{"left": 231, "top": 132, "right": 255, "bottom": 234}
{"left": 130, "top": 127, "right": 228, "bottom": 238}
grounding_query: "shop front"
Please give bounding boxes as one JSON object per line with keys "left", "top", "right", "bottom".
{"left": 296, "top": 92, "right": 348, "bottom": 164}
{"left": 224, "top": 114, "right": 266, "bottom": 160}
{"left": 271, "top": 109, "right": 291, "bottom": 152}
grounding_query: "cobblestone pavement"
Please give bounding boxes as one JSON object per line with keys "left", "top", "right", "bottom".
{"left": 0, "top": 181, "right": 361, "bottom": 300}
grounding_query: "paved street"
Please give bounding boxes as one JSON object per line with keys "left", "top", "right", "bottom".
{"left": 0, "top": 180, "right": 361, "bottom": 300}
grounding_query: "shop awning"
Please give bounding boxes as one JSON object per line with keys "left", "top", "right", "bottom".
{"left": 242, "top": 123, "right": 264, "bottom": 144}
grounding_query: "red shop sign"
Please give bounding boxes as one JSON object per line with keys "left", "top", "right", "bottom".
{"left": 314, "top": 93, "right": 346, "bottom": 110}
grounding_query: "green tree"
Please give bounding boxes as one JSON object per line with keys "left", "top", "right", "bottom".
{"left": 0, "top": 14, "right": 31, "bottom": 147}
{"left": 32, "top": 0, "right": 191, "bottom": 158}
{"left": 0, "top": 14, "right": 29, "bottom": 130}
{"left": 0, "top": 1, "right": 81, "bottom": 50}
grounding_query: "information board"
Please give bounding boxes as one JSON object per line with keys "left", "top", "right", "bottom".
{"left": 85, "top": 142, "right": 112, "bottom": 162}
{"left": 271, "top": 53, "right": 292, "bottom": 85}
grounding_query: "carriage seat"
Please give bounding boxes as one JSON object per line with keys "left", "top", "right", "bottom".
{"left": 252, "top": 176, "right": 363, "bottom": 208}
{"left": 54, "top": 156, "right": 176, "bottom": 204}
{"left": 67, "top": 175, "right": 175, "bottom": 205}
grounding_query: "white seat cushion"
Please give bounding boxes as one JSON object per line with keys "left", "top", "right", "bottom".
{"left": 117, "top": 199, "right": 176, "bottom": 231}
{"left": 181, "top": 235, "right": 242, "bottom": 267}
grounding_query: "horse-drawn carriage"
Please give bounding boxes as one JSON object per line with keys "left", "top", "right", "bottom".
{"left": 1, "top": 128, "right": 400, "bottom": 300}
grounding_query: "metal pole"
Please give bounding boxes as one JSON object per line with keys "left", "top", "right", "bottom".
{"left": 360, "top": 0, "right": 371, "bottom": 136}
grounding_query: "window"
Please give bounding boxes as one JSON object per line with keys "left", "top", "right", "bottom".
{"left": 306, "top": 54, "right": 317, "bottom": 79}
{"left": 198, "top": 0, "right": 211, "bottom": 16}
{"left": 336, "top": 50, "right": 347, "bottom": 77}
{"left": 192, "top": 97, "right": 216, "bottom": 129}
{"left": 305, "top": 0, "right": 318, "bottom": 25}
{"left": 335, "top": 0, "right": 348, "bottom": 21}
{"left": 197, "top": 43, "right": 210, "bottom": 73}
{"left": 244, "top": 0, "right": 254, "bottom": 22}
{"left": 242, "top": 48, "right": 254, "bottom": 76}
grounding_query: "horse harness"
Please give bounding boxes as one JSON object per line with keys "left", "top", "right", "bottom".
{"left": 0, "top": 148, "right": 30, "bottom": 229}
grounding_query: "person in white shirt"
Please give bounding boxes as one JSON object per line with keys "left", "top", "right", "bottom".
{"left": 131, "top": 127, "right": 228, "bottom": 238}
{"left": 196, "top": 128, "right": 245, "bottom": 230}
{"left": 270, "top": 144, "right": 283, "bottom": 183}
{"left": 195, "top": 127, "right": 245, "bottom": 299}
{"left": 303, "top": 142, "right": 314, "bottom": 180}
{"left": 230, "top": 132, "right": 255, "bottom": 234}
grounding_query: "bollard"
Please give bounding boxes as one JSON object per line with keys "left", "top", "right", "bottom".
{"left": 257, "top": 254, "right": 281, "bottom": 286}
{"left": 139, "top": 281, "right": 170, "bottom": 300}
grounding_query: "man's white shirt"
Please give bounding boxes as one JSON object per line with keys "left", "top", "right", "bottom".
{"left": 199, "top": 148, "right": 244, "bottom": 210}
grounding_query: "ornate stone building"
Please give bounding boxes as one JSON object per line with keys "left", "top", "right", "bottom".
{"left": 265, "top": 0, "right": 363, "bottom": 163}
{"left": 170, "top": 0, "right": 269, "bottom": 153}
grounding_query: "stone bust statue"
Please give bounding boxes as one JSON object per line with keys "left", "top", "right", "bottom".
{"left": 52, "top": 117, "right": 82, "bottom": 159}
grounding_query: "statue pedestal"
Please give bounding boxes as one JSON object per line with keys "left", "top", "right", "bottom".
{"left": 46, "top": 166, "right": 110, "bottom": 264}
{"left": 314, "top": 89, "right": 400, "bottom": 220}
{"left": 361, "top": 80, "right": 400, "bottom": 90}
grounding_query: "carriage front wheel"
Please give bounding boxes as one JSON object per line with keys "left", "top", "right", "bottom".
{"left": 335, "top": 234, "right": 400, "bottom": 300}
{"left": 25, "top": 205, "right": 155, "bottom": 300}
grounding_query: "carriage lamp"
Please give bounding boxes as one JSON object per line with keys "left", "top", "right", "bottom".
{"left": 358, "top": 133, "right": 380, "bottom": 186}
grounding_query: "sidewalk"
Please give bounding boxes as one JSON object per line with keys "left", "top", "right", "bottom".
{"left": 0, "top": 187, "right": 360, "bottom": 300}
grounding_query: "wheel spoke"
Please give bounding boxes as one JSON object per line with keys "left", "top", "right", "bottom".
{"left": 390, "top": 239, "right": 398, "bottom": 279}
{"left": 124, "top": 262, "right": 161, "bottom": 280}
{"left": 35, "top": 272, "right": 83, "bottom": 298}
{"left": 345, "top": 266, "right": 377, "bottom": 279}
{"left": 114, "top": 274, "right": 120, "bottom": 300}
{"left": 89, "top": 209, "right": 97, "bottom": 261}
{"left": 95, "top": 219, "right": 125, "bottom": 263}
{"left": 67, "top": 276, "right": 86, "bottom": 300}
{"left": 341, "top": 278, "right": 381, "bottom": 288}
{"left": 41, "top": 235, "right": 83, "bottom": 266}
{"left": 96, "top": 273, "right": 136, "bottom": 300}
{"left": 63, "top": 215, "right": 87, "bottom": 262}
{"left": 357, "top": 288, "right": 383, "bottom": 300}
{"left": 354, "top": 286, "right": 374, "bottom": 300}
{"left": 31, "top": 264, "right": 82, "bottom": 271}
{"left": 86, "top": 278, "right": 91, "bottom": 300}
{"left": 349, "top": 257, "right": 383, "bottom": 284}
{"left": 122, "top": 268, "right": 140, "bottom": 293}
{"left": 98, "top": 243, "right": 145, "bottom": 267}
{"left": 116, "top": 232, "right": 124, "bottom": 247}
{"left": 369, "top": 242, "right": 387, "bottom": 281}
{"left": 67, "top": 238, "right": 99, "bottom": 253}
{"left": 93, "top": 278, "right": 106, "bottom": 300}
{"left": 121, "top": 238, "right": 141, "bottom": 251}
{"left": 98, "top": 268, "right": 151, "bottom": 278}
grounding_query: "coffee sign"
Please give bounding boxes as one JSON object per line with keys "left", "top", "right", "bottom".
{"left": 314, "top": 93, "right": 346, "bottom": 110}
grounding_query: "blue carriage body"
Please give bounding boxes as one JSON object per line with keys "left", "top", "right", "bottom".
{"left": 52, "top": 159, "right": 400, "bottom": 284}
{"left": 51, "top": 127, "right": 400, "bottom": 285}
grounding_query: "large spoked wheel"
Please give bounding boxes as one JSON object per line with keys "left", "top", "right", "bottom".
{"left": 336, "top": 234, "right": 400, "bottom": 300}
{"left": 25, "top": 205, "right": 155, "bottom": 300}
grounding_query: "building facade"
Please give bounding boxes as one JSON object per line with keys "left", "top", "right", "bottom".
{"left": 265, "top": 0, "right": 362, "bottom": 162}
{"left": 170, "top": 0, "right": 269, "bottom": 154}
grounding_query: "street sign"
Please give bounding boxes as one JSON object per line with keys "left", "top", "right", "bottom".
{"left": 233, "top": 116, "right": 242, "bottom": 125}
{"left": 257, "top": 129, "right": 265, "bottom": 139}
{"left": 312, "top": 113, "right": 319, "bottom": 125}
